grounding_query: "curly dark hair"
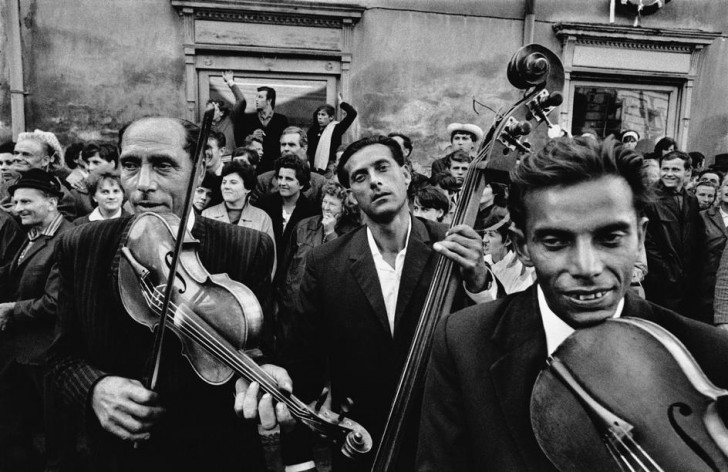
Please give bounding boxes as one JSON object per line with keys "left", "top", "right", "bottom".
{"left": 509, "top": 136, "right": 650, "bottom": 231}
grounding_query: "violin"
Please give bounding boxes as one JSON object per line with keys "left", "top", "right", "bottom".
{"left": 371, "top": 44, "right": 565, "bottom": 471}
{"left": 117, "top": 211, "right": 372, "bottom": 459}
{"left": 531, "top": 318, "right": 728, "bottom": 471}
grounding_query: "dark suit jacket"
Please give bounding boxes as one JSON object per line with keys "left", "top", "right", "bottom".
{"left": 229, "top": 83, "right": 289, "bottom": 173}
{"left": 4, "top": 218, "right": 73, "bottom": 365}
{"left": 282, "top": 216, "right": 470, "bottom": 470}
{"left": 46, "top": 215, "right": 274, "bottom": 472}
{"left": 698, "top": 207, "right": 728, "bottom": 322}
{"left": 643, "top": 183, "right": 704, "bottom": 317}
{"left": 417, "top": 285, "right": 728, "bottom": 471}
{"left": 255, "top": 192, "right": 320, "bottom": 282}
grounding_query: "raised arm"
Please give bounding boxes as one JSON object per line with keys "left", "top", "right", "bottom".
{"left": 223, "top": 71, "right": 247, "bottom": 123}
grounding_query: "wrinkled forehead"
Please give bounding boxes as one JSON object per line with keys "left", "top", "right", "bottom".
{"left": 280, "top": 133, "right": 302, "bottom": 146}
{"left": 15, "top": 138, "right": 47, "bottom": 155}
{"left": 121, "top": 118, "right": 188, "bottom": 156}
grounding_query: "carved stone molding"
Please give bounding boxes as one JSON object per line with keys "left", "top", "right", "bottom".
{"left": 195, "top": 9, "right": 343, "bottom": 29}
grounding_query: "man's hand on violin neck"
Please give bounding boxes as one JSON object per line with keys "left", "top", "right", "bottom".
{"left": 433, "top": 224, "right": 491, "bottom": 293}
{"left": 235, "top": 364, "right": 295, "bottom": 432}
{"left": 91, "top": 376, "right": 165, "bottom": 442}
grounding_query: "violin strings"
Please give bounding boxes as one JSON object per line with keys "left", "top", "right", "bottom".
{"left": 614, "top": 431, "right": 664, "bottom": 471}
{"left": 604, "top": 437, "right": 634, "bottom": 472}
{"left": 137, "top": 279, "right": 332, "bottom": 431}
{"left": 604, "top": 428, "right": 663, "bottom": 472}
{"left": 139, "top": 282, "right": 288, "bottom": 400}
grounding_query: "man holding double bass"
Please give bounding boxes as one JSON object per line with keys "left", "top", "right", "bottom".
{"left": 279, "top": 135, "right": 497, "bottom": 471}
{"left": 417, "top": 137, "right": 728, "bottom": 471}
{"left": 46, "top": 117, "right": 292, "bottom": 472}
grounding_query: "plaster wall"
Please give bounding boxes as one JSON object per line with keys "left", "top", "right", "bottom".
{"left": 3, "top": 0, "right": 185, "bottom": 145}
{"left": 1, "top": 0, "right": 726, "bottom": 161}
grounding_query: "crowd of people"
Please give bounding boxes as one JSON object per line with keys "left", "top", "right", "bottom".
{"left": 2, "top": 77, "right": 728, "bottom": 472}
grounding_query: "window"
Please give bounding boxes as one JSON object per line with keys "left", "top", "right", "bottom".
{"left": 570, "top": 82, "right": 678, "bottom": 141}
{"left": 201, "top": 72, "right": 338, "bottom": 129}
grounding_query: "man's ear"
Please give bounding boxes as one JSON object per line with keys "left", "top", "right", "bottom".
{"left": 510, "top": 226, "right": 534, "bottom": 267}
{"left": 637, "top": 215, "right": 648, "bottom": 247}
{"left": 401, "top": 163, "right": 411, "bottom": 188}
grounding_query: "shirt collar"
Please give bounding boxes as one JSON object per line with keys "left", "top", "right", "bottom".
{"left": 537, "top": 284, "right": 624, "bottom": 356}
{"left": 88, "top": 207, "right": 123, "bottom": 221}
{"left": 366, "top": 216, "right": 413, "bottom": 266}
{"left": 27, "top": 213, "right": 65, "bottom": 241}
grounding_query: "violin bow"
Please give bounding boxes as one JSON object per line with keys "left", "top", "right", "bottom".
{"left": 144, "top": 109, "right": 215, "bottom": 391}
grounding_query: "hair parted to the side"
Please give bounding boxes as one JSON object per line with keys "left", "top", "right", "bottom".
{"left": 258, "top": 87, "right": 276, "bottom": 109}
{"left": 281, "top": 126, "right": 308, "bottom": 148}
{"left": 508, "top": 136, "right": 651, "bottom": 231}
{"left": 336, "top": 135, "right": 405, "bottom": 188}
{"left": 659, "top": 150, "right": 692, "bottom": 170}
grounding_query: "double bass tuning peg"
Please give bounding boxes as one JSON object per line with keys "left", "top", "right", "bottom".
{"left": 336, "top": 397, "right": 354, "bottom": 424}
{"left": 314, "top": 387, "right": 329, "bottom": 412}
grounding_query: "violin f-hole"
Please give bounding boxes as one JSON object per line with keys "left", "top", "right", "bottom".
{"left": 164, "top": 251, "right": 188, "bottom": 294}
{"left": 668, "top": 403, "right": 721, "bottom": 472}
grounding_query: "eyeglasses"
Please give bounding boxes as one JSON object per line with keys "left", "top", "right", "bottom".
{"left": 622, "top": 137, "right": 638, "bottom": 143}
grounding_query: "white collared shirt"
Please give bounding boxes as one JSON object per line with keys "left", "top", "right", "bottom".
{"left": 366, "top": 219, "right": 413, "bottom": 334}
{"left": 537, "top": 285, "right": 624, "bottom": 356}
{"left": 88, "top": 207, "right": 123, "bottom": 222}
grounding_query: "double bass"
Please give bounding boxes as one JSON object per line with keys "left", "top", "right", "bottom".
{"left": 371, "top": 44, "right": 565, "bottom": 470}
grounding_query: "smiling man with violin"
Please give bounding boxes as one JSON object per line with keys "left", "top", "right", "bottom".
{"left": 417, "top": 137, "right": 728, "bottom": 471}
{"left": 46, "top": 116, "right": 292, "bottom": 472}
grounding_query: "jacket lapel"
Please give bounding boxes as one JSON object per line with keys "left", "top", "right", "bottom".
{"left": 393, "top": 217, "right": 433, "bottom": 332}
{"left": 348, "top": 228, "right": 391, "bottom": 337}
{"left": 489, "top": 286, "right": 549, "bottom": 467}
{"left": 14, "top": 236, "right": 48, "bottom": 270}
{"left": 708, "top": 208, "right": 728, "bottom": 236}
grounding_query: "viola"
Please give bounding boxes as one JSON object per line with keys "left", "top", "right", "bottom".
{"left": 117, "top": 211, "right": 372, "bottom": 459}
{"left": 371, "top": 44, "right": 565, "bottom": 471}
{"left": 531, "top": 318, "right": 728, "bottom": 471}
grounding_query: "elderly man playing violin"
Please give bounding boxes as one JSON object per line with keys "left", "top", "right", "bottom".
{"left": 416, "top": 137, "right": 728, "bottom": 471}
{"left": 46, "top": 117, "right": 292, "bottom": 472}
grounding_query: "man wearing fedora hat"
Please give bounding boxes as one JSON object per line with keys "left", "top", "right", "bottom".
{"left": 0, "top": 168, "right": 74, "bottom": 471}
{"left": 430, "top": 122, "right": 484, "bottom": 177}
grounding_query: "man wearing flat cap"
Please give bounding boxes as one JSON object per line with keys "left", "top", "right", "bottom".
{"left": 431, "top": 122, "right": 484, "bottom": 177}
{"left": 0, "top": 168, "right": 74, "bottom": 471}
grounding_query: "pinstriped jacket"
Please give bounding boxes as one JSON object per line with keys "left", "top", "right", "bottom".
{"left": 46, "top": 215, "right": 274, "bottom": 472}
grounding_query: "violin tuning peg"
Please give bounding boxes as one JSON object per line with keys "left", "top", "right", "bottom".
{"left": 314, "top": 387, "right": 329, "bottom": 412}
